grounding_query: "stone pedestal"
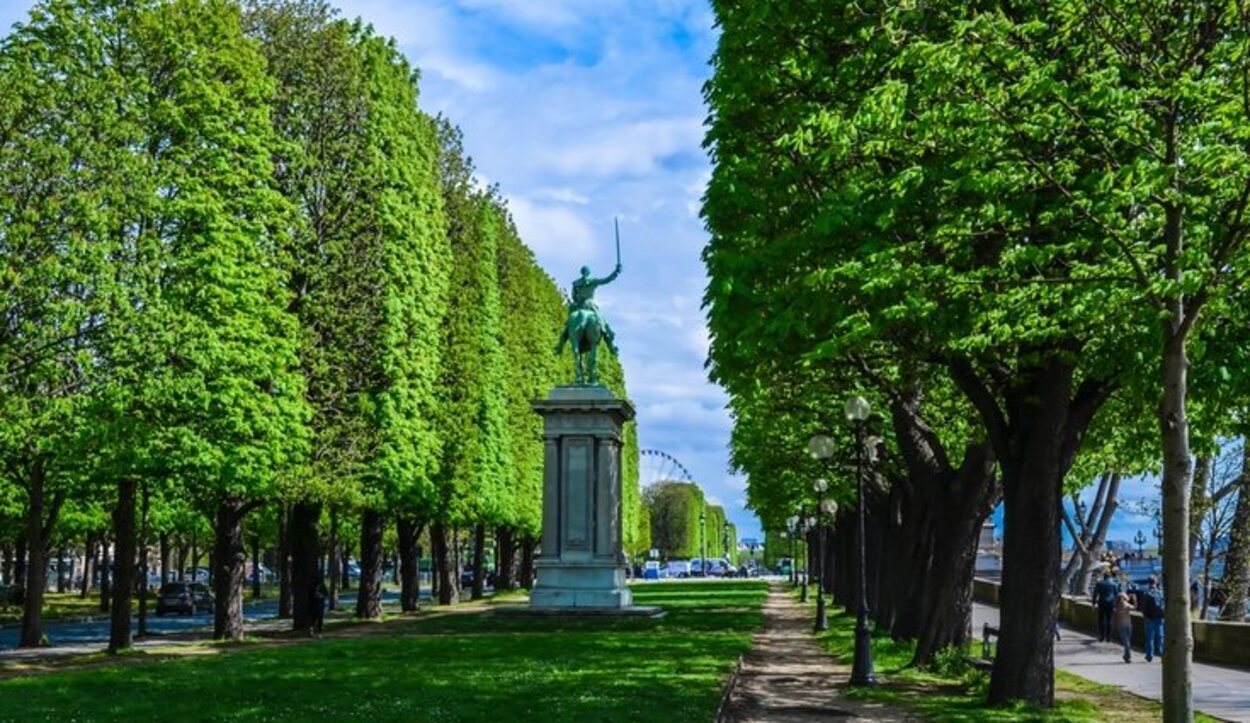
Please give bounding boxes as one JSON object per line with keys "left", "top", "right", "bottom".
{"left": 528, "top": 385, "right": 637, "bottom": 610}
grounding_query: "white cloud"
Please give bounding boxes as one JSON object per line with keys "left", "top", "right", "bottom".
{"left": 505, "top": 195, "right": 596, "bottom": 268}
{"left": 544, "top": 117, "right": 704, "bottom": 179}
{"left": 533, "top": 187, "right": 591, "bottom": 205}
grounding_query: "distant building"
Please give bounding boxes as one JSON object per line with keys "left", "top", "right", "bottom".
{"left": 975, "top": 521, "right": 1001, "bottom": 579}
{"left": 978, "top": 521, "right": 998, "bottom": 550}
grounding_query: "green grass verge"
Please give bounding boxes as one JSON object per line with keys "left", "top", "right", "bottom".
{"left": 0, "top": 580, "right": 766, "bottom": 723}
{"left": 800, "top": 590, "right": 1221, "bottom": 722}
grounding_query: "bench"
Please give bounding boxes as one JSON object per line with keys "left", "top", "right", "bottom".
{"left": 964, "top": 623, "right": 999, "bottom": 672}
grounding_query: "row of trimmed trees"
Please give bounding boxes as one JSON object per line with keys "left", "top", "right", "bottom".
{"left": 703, "top": 1, "right": 1250, "bottom": 718}
{"left": 0, "top": 0, "right": 645, "bottom": 652}
{"left": 643, "top": 480, "right": 737, "bottom": 561}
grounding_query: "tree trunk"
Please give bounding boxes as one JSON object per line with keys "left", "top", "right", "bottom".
{"left": 1061, "top": 472, "right": 1121, "bottom": 597}
{"left": 953, "top": 358, "right": 1101, "bottom": 709}
{"left": 432, "top": 522, "right": 459, "bottom": 605}
{"left": 251, "top": 535, "right": 262, "bottom": 600}
{"left": 80, "top": 533, "right": 96, "bottom": 599}
{"left": 290, "top": 501, "right": 321, "bottom": 632}
{"left": 176, "top": 539, "right": 187, "bottom": 582}
{"left": 496, "top": 526, "right": 516, "bottom": 590}
{"left": 1189, "top": 455, "right": 1212, "bottom": 563}
{"left": 99, "top": 533, "right": 111, "bottom": 613}
{"left": 520, "top": 534, "right": 535, "bottom": 589}
{"left": 397, "top": 516, "right": 422, "bottom": 612}
{"left": 1160, "top": 331, "right": 1194, "bottom": 722}
{"left": 137, "top": 484, "right": 151, "bottom": 638}
{"left": 1220, "top": 445, "right": 1250, "bottom": 621}
{"left": 277, "top": 505, "right": 291, "bottom": 618}
{"left": 108, "top": 478, "right": 138, "bottom": 654}
{"left": 212, "top": 497, "right": 248, "bottom": 641}
{"left": 913, "top": 502, "right": 987, "bottom": 664}
{"left": 159, "top": 532, "right": 170, "bottom": 585}
{"left": 988, "top": 446, "right": 1063, "bottom": 707}
{"left": 471, "top": 522, "right": 486, "bottom": 600}
{"left": 328, "top": 507, "right": 340, "bottom": 610}
{"left": 55, "top": 547, "right": 66, "bottom": 593}
{"left": 19, "top": 459, "right": 50, "bottom": 648}
{"left": 356, "top": 509, "right": 384, "bottom": 619}
{"left": 1, "top": 544, "right": 12, "bottom": 586}
{"left": 340, "top": 546, "right": 351, "bottom": 592}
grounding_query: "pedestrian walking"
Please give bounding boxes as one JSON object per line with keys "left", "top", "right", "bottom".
{"left": 1113, "top": 592, "right": 1135, "bottom": 663}
{"left": 1139, "top": 575, "right": 1165, "bottom": 662}
{"left": 1092, "top": 570, "right": 1120, "bottom": 643}
{"left": 311, "top": 580, "right": 328, "bottom": 637}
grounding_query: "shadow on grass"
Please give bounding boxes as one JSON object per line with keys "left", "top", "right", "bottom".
{"left": 0, "top": 580, "right": 769, "bottom": 723}
{"left": 801, "top": 594, "right": 1163, "bottom": 723}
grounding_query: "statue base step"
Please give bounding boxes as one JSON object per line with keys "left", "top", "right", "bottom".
{"left": 529, "top": 559, "right": 634, "bottom": 610}
{"left": 495, "top": 604, "right": 665, "bottom": 619}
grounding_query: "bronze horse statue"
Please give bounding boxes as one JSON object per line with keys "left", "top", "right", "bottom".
{"left": 556, "top": 263, "right": 620, "bottom": 385}
{"left": 558, "top": 307, "right": 616, "bottom": 385}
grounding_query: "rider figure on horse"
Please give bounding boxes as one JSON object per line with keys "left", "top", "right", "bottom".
{"left": 570, "top": 264, "right": 620, "bottom": 355}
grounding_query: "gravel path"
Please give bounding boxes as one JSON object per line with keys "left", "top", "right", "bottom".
{"left": 720, "top": 585, "right": 918, "bottom": 722}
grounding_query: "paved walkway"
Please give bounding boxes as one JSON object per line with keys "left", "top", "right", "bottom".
{"left": 721, "top": 585, "right": 918, "bottom": 722}
{"left": 973, "top": 603, "right": 1250, "bottom": 722}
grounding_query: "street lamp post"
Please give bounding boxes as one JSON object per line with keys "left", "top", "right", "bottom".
{"left": 808, "top": 433, "right": 837, "bottom": 633}
{"left": 797, "top": 515, "right": 809, "bottom": 603}
{"left": 845, "top": 395, "right": 877, "bottom": 687}
{"left": 783, "top": 527, "right": 794, "bottom": 585}
{"left": 1134, "top": 530, "right": 1146, "bottom": 559}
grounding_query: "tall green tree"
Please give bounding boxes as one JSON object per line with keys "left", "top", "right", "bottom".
{"left": 0, "top": 0, "right": 118, "bottom": 648}
{"left": 348, "top": 35, "right": 450, "bottom": 620}
{"left": 493, "top": 206, "right": 563, "bottom": 588}
{"left": 430, "top": 119, "right": 511, "bottom": 605}
{"left": 34, "top": 0, "right": 313, "bottom": 645}
{"left": 243, "top": 0, "right": 392, "bottom": 630}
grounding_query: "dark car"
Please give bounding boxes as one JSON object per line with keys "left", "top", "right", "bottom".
{"left": 459, "top": 569, "right": 497, "bottom": 589}
{"left": 155, "top": 582, "right": 214, "bottom": 616}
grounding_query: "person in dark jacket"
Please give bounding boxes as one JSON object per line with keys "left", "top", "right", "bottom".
{"left": 311, "top": 580, "right": 328, "bottom": 637}
{"left": 1092, "top": 570, "right": 1120, "bottom": 643}
{"left": 1139, "top": 575, "right": 1165, "bottom": 662}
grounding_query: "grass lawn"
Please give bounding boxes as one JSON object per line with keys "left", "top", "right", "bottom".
{"left": 0, "top": 580, "right": 765, "bottom": 722}
{"left": 801, "top": 592, "right": 1220, "bottom": 722}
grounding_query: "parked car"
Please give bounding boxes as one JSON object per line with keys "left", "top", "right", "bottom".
{"left": 664, "top": 560, "right": 692, "bottom": 578}
{"left": 155, "top": 582, "right": 214, "bottom": 616}
{"left": 643, "top": 560, "right": 663, "bottom": 580}
{"left": 459, "top": 569, "right": 497, "bottom": 589}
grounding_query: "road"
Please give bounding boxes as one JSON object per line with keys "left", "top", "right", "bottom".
{"left": 0, "top": 589, "right": 413, "bottom": 652}
{"left": 973, "top": 602, "right": 1250, "bottom": 722}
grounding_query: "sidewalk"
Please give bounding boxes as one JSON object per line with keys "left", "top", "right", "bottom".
{"left": 973, "top": 603, "right": 1250, "bottom": 722}
{"left": 721, "top": 585, "right": 918, "bottom": 722}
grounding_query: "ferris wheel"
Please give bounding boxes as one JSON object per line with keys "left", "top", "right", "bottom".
{"left": 640, "top": 448, "right": 694, "bottom": 487}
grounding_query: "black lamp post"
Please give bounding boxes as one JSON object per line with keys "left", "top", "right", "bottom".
{"left": 845, "top": 395, "right": 877, "bottom": 686}
{"left": 808, "top": 434, "right": 837, "bottom": 632}
{"left": 1134, "top": 530, "right": 1146, "bottom": 559}
{"left": 699, "top": 507, "right": 707, "bottom": 577}
{"left": 783, "top": 528, "right": 794, "bottom": 585}
{"left": 796, "top": 514, "right": 809, "bottom": 603}
{"left": 787, "top": 515, "right": 800, "bottom": 586}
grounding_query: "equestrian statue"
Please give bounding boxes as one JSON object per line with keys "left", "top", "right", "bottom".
{"left": 556, "top": 220, "right": 623, "bottom": 385}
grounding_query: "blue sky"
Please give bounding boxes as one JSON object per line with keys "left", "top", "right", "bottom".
{"left": 0, "top": 0, "right": 759, "bottom": 537}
